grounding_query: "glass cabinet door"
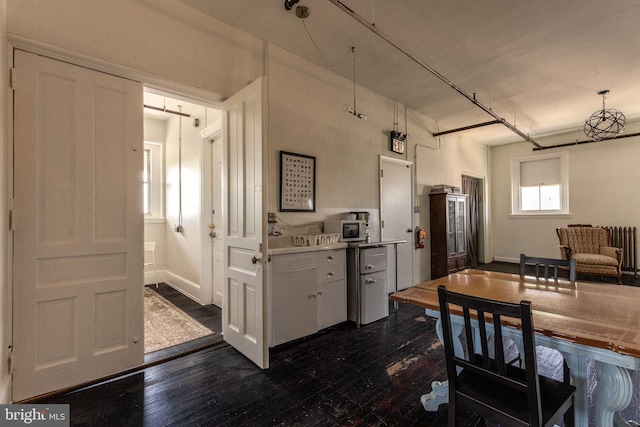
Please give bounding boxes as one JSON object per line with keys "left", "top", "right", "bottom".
{"left": 447, "top": 199, "right": 456, "bottom": 255}
{"left": 456, "top": 198, "right": 466, "bottom": 253}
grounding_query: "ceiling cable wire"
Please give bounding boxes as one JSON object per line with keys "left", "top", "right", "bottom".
{"left": 301, "top": 18, "right": 351, "bottom": 68}
{"left": 393, "top": 101, "right": 398, "bottom": 132}
{"left": 352, "top": 46, "right": 357, "bottom": 113}
{"left": 327, "top": 0, "right": 542, "bottom": 148}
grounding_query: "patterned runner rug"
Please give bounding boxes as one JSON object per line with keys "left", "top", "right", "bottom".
{"left": 144, "top": 287, "right": 214, "bottom": 353}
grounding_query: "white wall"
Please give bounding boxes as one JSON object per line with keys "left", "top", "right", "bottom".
{"left": 415, "top": 133, "right": 489, "bottom": 280}
{"left": 490, "top": 122, "right": 640, "bottom": 262}
{"left": 6, "top": 0, "right": 264, "bottom": 102}
{"left": 163, "top": 106, "right": 208, "bottom": 301}
{"left": 0, "top": 0, "right": 9, "bottom": 405}
{"left": 267, "top": 45, "right": 489, "bottom": 284}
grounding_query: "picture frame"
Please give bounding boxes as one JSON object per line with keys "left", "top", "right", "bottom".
{"left": 279, "top": 151, "right": 316, "bottom": 212}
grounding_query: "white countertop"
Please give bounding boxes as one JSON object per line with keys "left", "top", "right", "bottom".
{"left": 268, "top": 242, "right": 348, "bottom": 255}
{"left": 347, "top": 239, "right": 407, "bottom": 248}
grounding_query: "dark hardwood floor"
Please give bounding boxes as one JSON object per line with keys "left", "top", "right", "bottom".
{"left": 38, "top": 298, "right": 474, "bottom": 425}
{"left": 34, "top": 263, "right": 640, "bottom": 426}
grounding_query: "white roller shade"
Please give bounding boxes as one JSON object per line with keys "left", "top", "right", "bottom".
{"left": 520, "top": 157, "right": 561, "bottom": 186}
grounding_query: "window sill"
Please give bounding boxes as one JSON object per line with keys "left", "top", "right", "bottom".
{"left": 145, "top": 217, "right": 166, "bottom": 224}
{"left": 510, "top": 213, "right": 572, "bottom": 219}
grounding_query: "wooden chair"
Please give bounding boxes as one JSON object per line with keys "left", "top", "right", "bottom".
{"left": 144, "top": 241, "right": 158, "bottom": 288}
{"left": 437, "top": 285, "right": 576, "bottom": 426}
{"left": 519, "top": 253, "right": 577, "bottom": 282}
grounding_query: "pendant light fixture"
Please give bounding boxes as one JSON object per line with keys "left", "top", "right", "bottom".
{"left": 584, "top": 90, "right": 626, "bottom": 141}
{"left": 343, "top": 47, "right": 367, "bottom": 120}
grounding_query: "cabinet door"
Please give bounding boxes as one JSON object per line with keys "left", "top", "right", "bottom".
{"left": 316, "top": 249, "right": 346, "bottom": 330}
{"left": 317, "top": 279, "right": 346, "bottom": 330}
{"left": 360, "top": 271, "right": 389, "bottom": 324}
{"left": 455, "top": 197, "right": 467, "bottom": 254}
{"left": 271, "top": 270, "right": 317, "bottom": 347}
{"left": 447, "top": 198, "right": 457, "bottom": 256}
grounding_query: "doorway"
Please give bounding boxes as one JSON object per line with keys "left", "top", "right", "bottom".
{"left": 142, "top": 90, "right": 224, "bottom": 358}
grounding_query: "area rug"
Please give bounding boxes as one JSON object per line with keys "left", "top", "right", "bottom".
{"left": 144, "top": 287, "right": 214, "bottom": 353}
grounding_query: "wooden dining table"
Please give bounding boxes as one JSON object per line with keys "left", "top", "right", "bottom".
{"left": 389, "top": 269, "right": 640, "bottom": 427}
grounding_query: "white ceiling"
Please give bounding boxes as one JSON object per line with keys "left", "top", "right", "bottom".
{"left": 175, "top": 0, "right": 640, "bottom": 146}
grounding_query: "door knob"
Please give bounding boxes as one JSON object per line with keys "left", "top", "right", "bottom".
{"left": 251, "top": 256, "right": 262, "bottom": 264}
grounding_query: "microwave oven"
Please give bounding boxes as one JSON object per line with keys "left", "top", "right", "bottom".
{"left": 324, "top": 219, "right": 367, "bottom": 242}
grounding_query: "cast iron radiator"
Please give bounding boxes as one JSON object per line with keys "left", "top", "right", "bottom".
{"left": 602, "top": 226, "right": 638, "bottom": 276}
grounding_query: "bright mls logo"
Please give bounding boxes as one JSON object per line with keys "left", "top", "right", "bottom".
{"left": 0, "top": 405, "right": 69, "bottom": 426}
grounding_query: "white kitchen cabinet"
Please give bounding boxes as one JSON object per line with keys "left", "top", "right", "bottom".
{"left": 269, "top": 248, "right": 346, "bottom": 347}
{"left": 316, "top": 250, "right": 346, "bottom": 330}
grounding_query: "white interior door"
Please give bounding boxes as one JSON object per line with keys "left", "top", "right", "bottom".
{"left": 380, "top": 156, "right": 413, "bottom": 292}
{"left": 12, "top": 50, "right": 144, "bottom": 400}
{"left": 222, "top": 78, "right": 267, "bottom": 368}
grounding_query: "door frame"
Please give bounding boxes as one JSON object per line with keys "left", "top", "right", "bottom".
{"left": 200, "top": 126, "right": 223, "bottom": 306}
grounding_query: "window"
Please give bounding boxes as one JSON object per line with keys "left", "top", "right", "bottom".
{"left": 144, "top": 142, "right": 164, "bottom": 221}
{"left": 511, "top": 152, "right": 569, "bottom": 216}
{"left": 143, "top": 148, "right": 151, "bottom": 214}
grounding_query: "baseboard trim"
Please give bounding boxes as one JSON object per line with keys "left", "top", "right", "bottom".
{"left": 492, "top": 256, "right": 519, "bottom": 264}
{"left": 163, "top": 271, "right": 202, "bottom": 304}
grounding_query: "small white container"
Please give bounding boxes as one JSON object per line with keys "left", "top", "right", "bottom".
{"left": 292, "top": 235, "right": 317, "bottom": 246}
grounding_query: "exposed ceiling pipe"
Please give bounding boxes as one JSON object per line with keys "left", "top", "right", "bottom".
{"left": 532, "top": 131, "right": 640, "bottom": 151}
{"left": 432, "top": 120, "right": 501, "bottom": 137}
{"left": 144, "top": 104, "right": 191, "bottom": 118}
{"left": 327, "top": 0, "right": 543, "bottom": 149}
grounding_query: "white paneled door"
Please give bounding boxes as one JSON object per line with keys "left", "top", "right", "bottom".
{"left": 380, "top": 156, "right": 413, "bottom": 292}
{"left": 222, "top": 78, "right": 268, "bottom": 368}
{"left": 12, "top": 50, "right": 144, "bottom": 400}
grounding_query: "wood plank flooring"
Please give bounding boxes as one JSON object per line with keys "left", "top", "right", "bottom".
{"left": 37, "top": 302, "right": 480, "bottom": 426}
{"left": 34, "top": 264, "right": 640, "bottom": 426}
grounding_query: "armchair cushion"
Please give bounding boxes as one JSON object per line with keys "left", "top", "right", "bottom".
{"left": 572, "top": 253, "right": 620, "bottom": 267}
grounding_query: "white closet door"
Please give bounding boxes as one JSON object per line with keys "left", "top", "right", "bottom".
{"left": 12, "top": 50, "right": 144, "bottom": 400}
{"left": 380, "top": 156, "right": 414, "bottom": 291}
{"left": 222, "top": 77, "right": 268, "bottom": 368}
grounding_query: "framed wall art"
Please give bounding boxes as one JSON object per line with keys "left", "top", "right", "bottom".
{"left": 279, "top": 151, "right": 316, "bottom": 212}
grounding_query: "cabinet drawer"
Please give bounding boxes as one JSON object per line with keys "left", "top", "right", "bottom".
{"left": 317, "top": 264, "right": 345, "bottom": 284}
{"left": 316, "top": 249, "right": 345, "bottom": 268}
{"left": 272, "top": 252, "right": 316, "bottom": 275}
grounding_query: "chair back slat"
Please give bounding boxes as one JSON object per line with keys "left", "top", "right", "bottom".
{"left": 492, "top": 314, "right": 507, "bottom": 375}
{"left": 476, "top": 312, "right": 491, "bottom": 369}
{"left": 462, "top": 307, "right": 475, "bottom": 360}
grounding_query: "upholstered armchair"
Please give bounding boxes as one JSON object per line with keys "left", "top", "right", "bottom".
{"left": 556, "top": 226, "right": 622, "bottom": 284}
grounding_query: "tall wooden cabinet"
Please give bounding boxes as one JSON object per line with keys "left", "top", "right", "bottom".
{"left": 429, "top": 191, "right": 468, "bottom": 279}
